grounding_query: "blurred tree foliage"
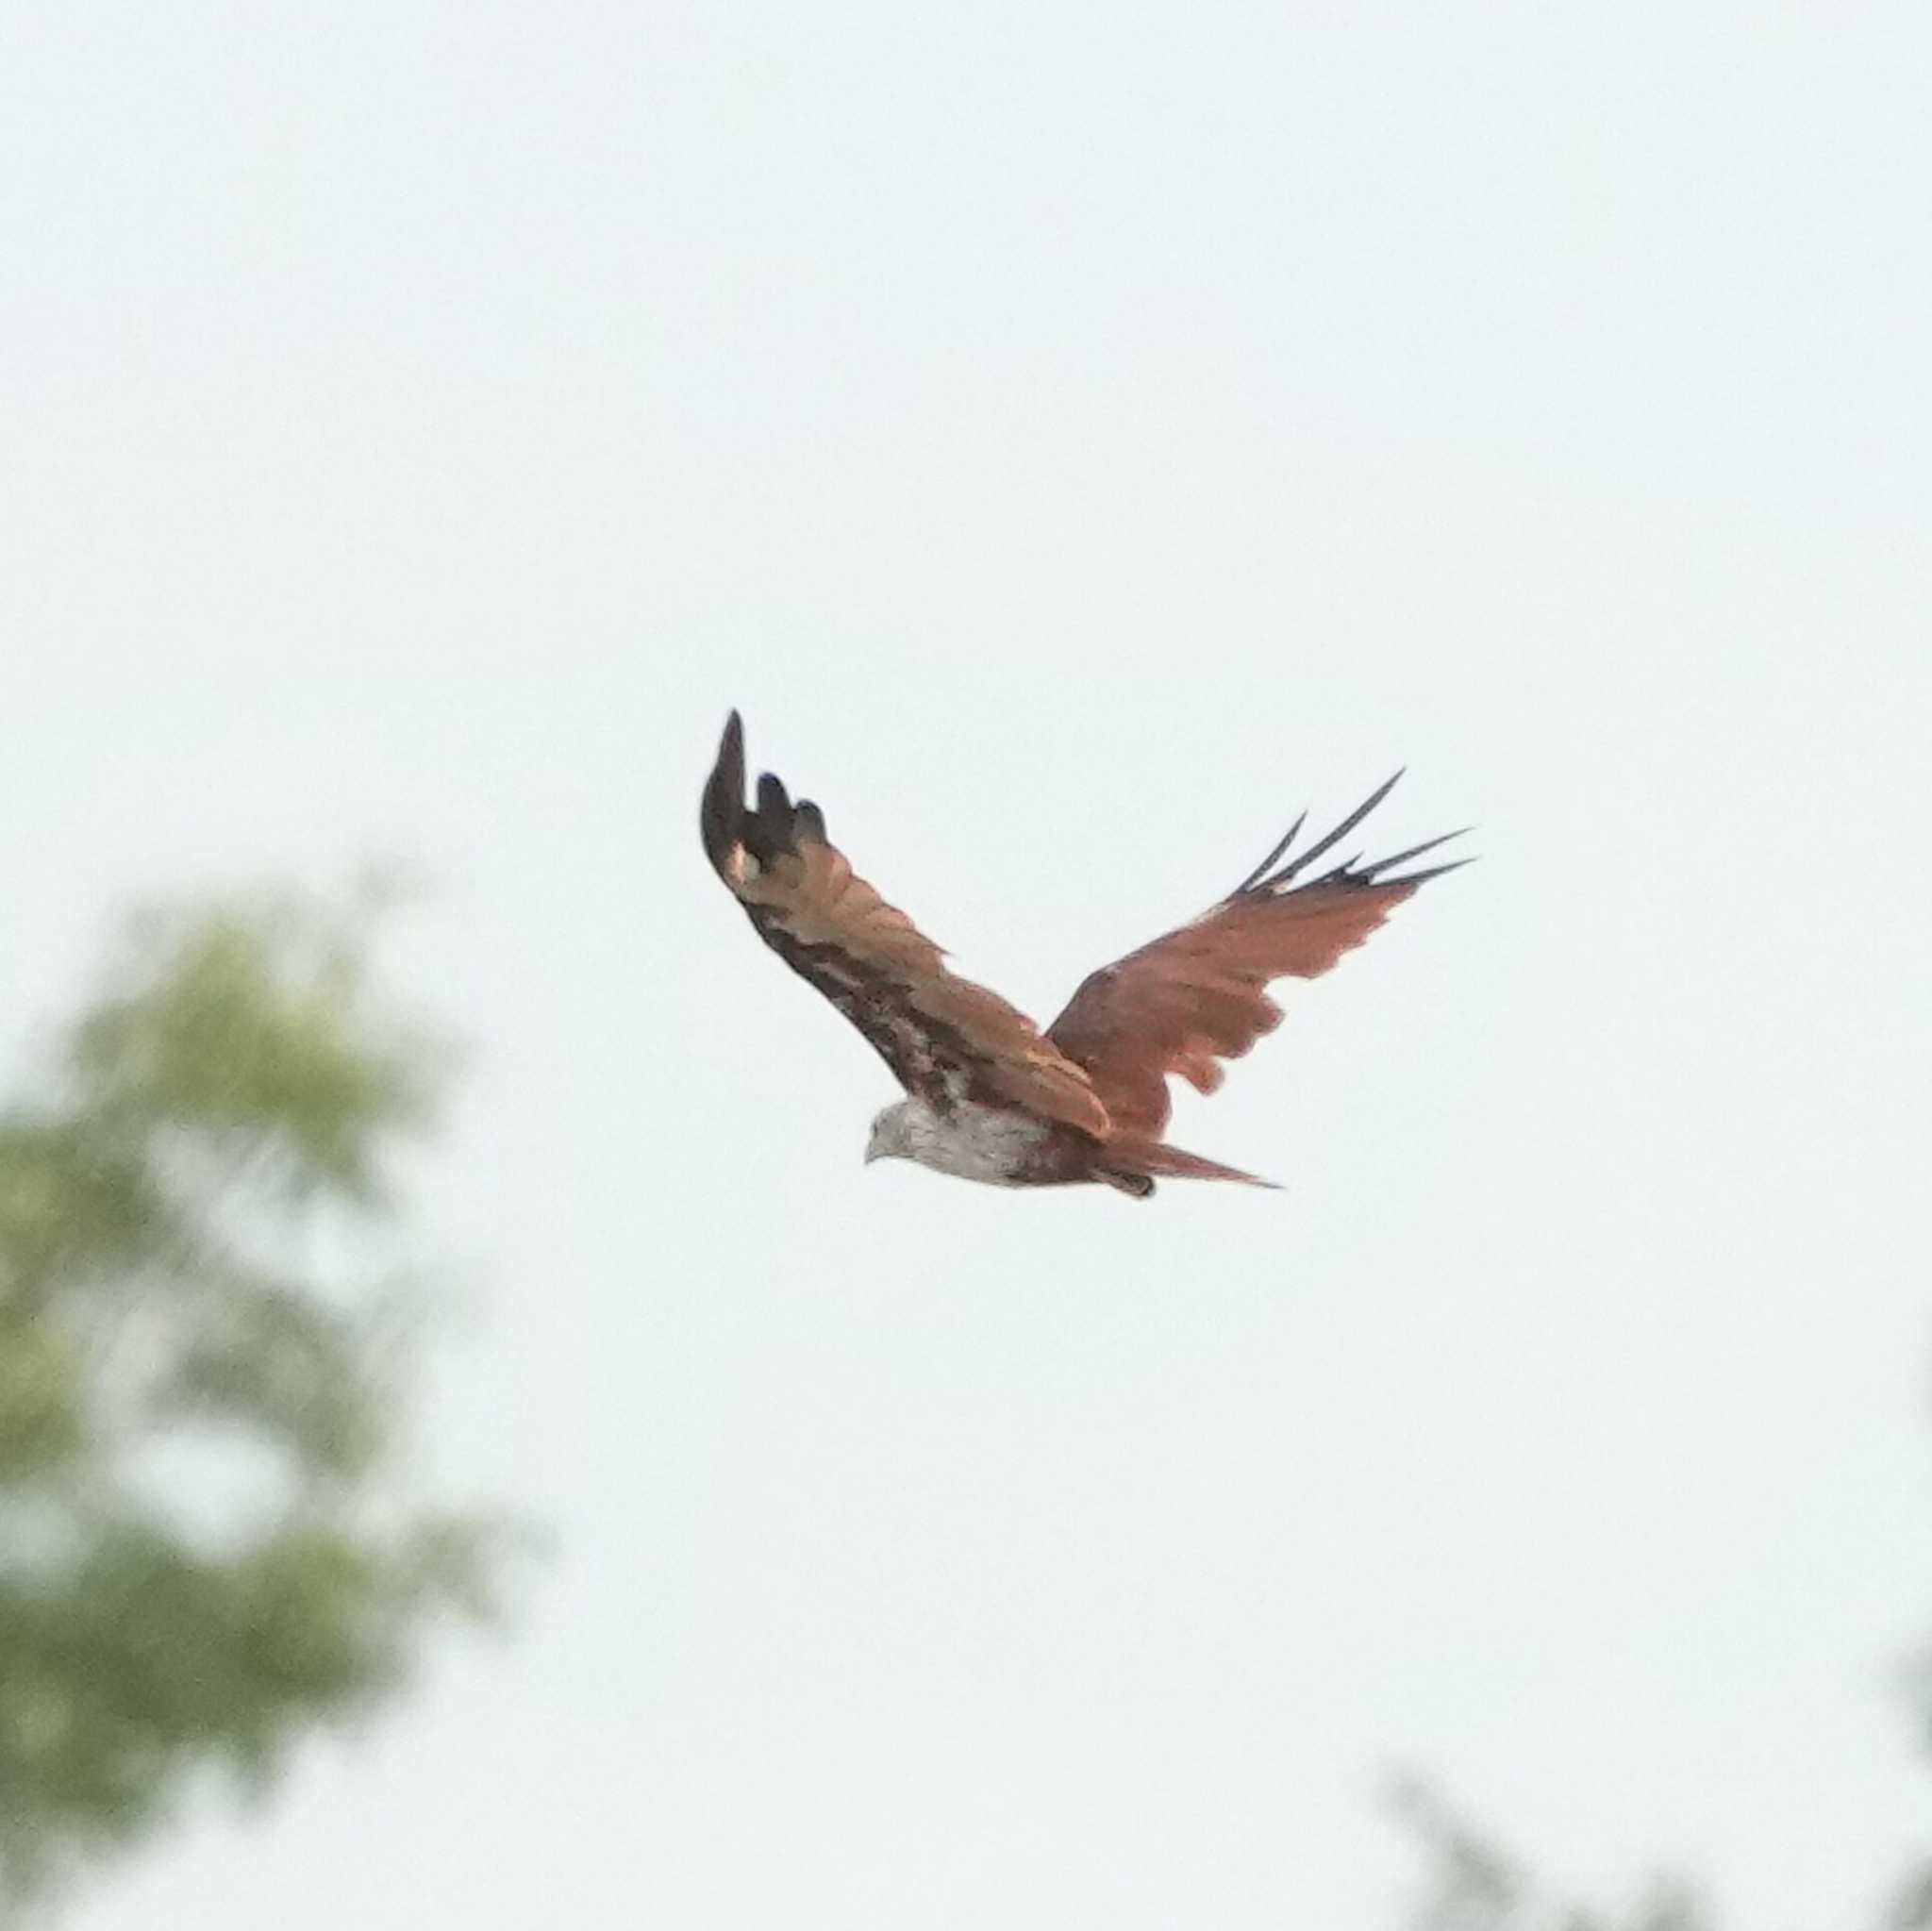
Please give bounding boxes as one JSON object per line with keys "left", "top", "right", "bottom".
{"left": 1386, "top": 1396, "right": 1932, "bottom": 1931}
{"left": 0, "top": 886, "right": 504, "bottom": 1915}
{"left": 1388, "top": 1778, "right": 1712, "bottom": 1931}
{"left": 1391, "top": 1754, "right": 1932, "bottom": 1929}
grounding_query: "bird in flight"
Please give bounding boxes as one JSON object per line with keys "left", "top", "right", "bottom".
{"left": 702, "top": 712, "right": 1465, "bottom": 1198}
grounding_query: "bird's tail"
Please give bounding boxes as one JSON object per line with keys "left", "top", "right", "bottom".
{"left": 1102, "top": 1139, "right": 1280, "bottom": 1192}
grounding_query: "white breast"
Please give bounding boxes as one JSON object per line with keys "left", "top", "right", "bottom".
{"left": 898, "top": 1099, "right": 1047, "bottom": 1187}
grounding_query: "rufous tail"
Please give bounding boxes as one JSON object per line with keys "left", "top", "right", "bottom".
{"left": 1103, "top": 1139, "right": 1279, "bottom": 1191}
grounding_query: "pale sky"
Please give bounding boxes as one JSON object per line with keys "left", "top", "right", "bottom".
{"left": 7, "top": 2, "right": 1931, "bottom": 1926}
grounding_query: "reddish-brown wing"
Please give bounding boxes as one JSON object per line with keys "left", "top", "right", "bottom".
{"left": 1045, "top": 774, "right": 1466, "bottom": 1138}
{"left": 702, "top": 713, "right": 1110, "bottom": 1137}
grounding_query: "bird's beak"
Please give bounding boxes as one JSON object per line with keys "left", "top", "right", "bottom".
{"left": 864, "top": 1144, "right": 880, "bottom": 1165}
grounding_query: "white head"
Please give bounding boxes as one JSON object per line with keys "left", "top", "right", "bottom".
{"left": 864, "top": 1100, "right": 914, "bottom": 1166}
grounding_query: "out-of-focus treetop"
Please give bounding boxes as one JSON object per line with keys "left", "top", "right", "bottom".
{"left": 0, "top": 883, "right": 505, "bottom": 1918}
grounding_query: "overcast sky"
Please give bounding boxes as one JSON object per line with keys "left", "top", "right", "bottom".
{"left": 7, "top": 2, "right": 1932, "bottom": 1925}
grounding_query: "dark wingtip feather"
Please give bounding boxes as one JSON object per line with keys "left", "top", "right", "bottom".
{"left": 1226, "top": 772, "right": 1472, "bottom": 904}
{"left": 1249, "top": 770, "right": 1405, "bottom": 894}
{"left": 700, "top": 710, "right": 748, "bottom": 877}
{"left": 701, "top": 712, "right": 834, "bottom": 880}
{"left": 1357, "top": 827, "right": 1474, "bottom": 882}
{"left": 746, "top": 772, "right": 794, "bottom": 865}
{"left": 1230, "top": 810, "right": 1307, "bottom": 897}
{"left": 1383, "top": 853, "right": 1477, "bottom": 890}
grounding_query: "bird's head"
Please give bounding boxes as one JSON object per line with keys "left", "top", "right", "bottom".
{"left": 865, "top": 1101, "right": 911, "bottom": 1166}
